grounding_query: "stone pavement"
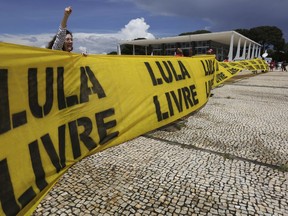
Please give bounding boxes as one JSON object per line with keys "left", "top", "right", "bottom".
{"left": 33, "top": 71, "right": 288, "bottom": 216}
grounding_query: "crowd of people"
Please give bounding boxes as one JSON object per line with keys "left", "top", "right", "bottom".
{"left": 268, "top": 60, "right": 287, "bottom": 72}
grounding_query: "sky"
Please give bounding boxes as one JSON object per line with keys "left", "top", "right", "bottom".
{"left": 0, "top": 0, "right": 287, "bottom": 54}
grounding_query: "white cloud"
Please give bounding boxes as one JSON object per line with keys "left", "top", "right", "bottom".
{"left": 0, "top": 18, "right": 155, "bottom": 54}
{"left": 0, "top": 34, "right": 52, "bottom": 49}
{"left": 73, "top": 17, "right": 155, "bottom": 54}
{"left": 119, "top": 18, "right": 155, "bottom": 40}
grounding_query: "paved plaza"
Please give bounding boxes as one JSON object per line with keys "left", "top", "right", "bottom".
{"left": 33, "top": 70, "right": 288, "bottom": 216}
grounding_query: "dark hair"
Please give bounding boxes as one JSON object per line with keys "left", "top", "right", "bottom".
{"left": 47, "top": 30, "right": 73, "bottom": 51}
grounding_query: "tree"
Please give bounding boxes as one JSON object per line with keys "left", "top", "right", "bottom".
{"left": 234, "top": 28, "right": 251, "bottom": 38}
{"left": 235, "top": 26, "right": 285, "bottom": 51}
{"left": 249, "top": 26, "right": 285, "bottom": 51}
{"left": 108, "top": 51, "right": 117, "bottom": 55}
{"left": 235, "top": 26, "right": 287, "bottom": 61}
{"left": 284, "top": 43, "right": 288, "bottom": 53}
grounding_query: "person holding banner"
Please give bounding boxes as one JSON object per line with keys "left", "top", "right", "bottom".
{"left": 223, "top": 57, "right": 229, "bottom": 62}
{"left": 207, "top": 48, "right": 214, "bottom": 54}
{"left": 47, "top": 6, "right": 74, "bottom": 52}
{"left": 175, "top": 48, "right": 184, "bottom": 57}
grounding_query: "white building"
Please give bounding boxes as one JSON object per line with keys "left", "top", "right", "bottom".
{"left": 118, "top": 31, "right": 262, "bottom": 61}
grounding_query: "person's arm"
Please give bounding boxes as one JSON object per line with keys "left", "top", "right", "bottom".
{"left": 52, "top": 6, "right": 72, "bottom": 50}
{"left": 61, "top": 6, "right": 72, "bottom": 28}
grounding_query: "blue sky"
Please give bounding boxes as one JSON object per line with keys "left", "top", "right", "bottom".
{"left": 0, "top": 0, "right": 287, "bottom": 54}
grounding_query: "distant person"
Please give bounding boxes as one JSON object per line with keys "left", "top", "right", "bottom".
{"left": 275, "top": 61, "right": 279, "bottom": 70}
{"left": 207, "top": 48, "right": 214, "bottom": 55}
{"left": 189, "top": 48, "right": 193, "bottom": 57}
{"left": 175, "top": 48, "right": 183, "bottom": 57}
{"left": 223, "top": 57, "right": 229, "bottom": 62}
{"left": 47, "top": 6, "right": 74, "bottom": 52}
{"left": 269, "top": 61, "right": 275, "bottom": 71}
{"left": 281, "top": 61, "right": 287, "bottom": 72}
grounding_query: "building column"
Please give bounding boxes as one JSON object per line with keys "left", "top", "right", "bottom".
{"left": 255, "top": 46, "right": 259, "bottom": 59}
{"left": 241, "top": 40, "right": 247, "bottom": 59}
{"left": 251, "top": 44, "right": 255, "bottom": 59}
{"left": 257, "top": 46, "right": 262, "bottom": 58}
{"left": 117, "top": 44, "right": 121, "bottom": 55}
{"left": 228, "top": 32, "right": 234, "bottom": 61}
{"left": 247, "top": 43, "right": 251, "bottom": 59}
{"left": 235, "top": 37, "right": 241, "bottom": 60}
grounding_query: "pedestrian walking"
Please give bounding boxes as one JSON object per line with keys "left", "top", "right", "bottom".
{"left": 281, "top": 61, "right": 287, "bottom": 72}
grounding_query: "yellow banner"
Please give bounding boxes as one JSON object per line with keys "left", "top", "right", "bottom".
{"left": 227, "top": 59, "right": 269, "bottom": 72}
{"left": 0, "top": 42, "right": 267, "bottom": 215}
{"left": 215, "top": 61, "right": 242, "bottom": 86}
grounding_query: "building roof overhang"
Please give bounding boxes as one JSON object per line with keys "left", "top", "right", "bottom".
{"left": 119, "top": 31, "right": 261, "bottom": 47}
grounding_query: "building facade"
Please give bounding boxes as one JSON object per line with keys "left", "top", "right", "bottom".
{"left": 118, "top": 31, "right": 262, "bottom": 61}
